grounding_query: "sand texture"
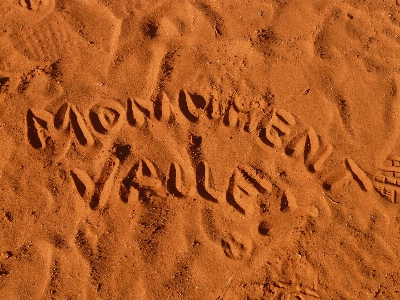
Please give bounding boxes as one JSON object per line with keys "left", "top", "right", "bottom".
{"left": 1, "top": 0, "right": 400, "bottom": 299}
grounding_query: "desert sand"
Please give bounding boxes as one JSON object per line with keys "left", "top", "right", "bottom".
{"left": 0, "top": 0, "right": 400, "bottom": 299}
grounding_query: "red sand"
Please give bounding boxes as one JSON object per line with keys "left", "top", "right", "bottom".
{"left": 0, "top": 0, "right": 400, "bottom": 298}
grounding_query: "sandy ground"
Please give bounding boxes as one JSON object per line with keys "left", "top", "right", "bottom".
{"left": 0, "top": 0, "right": 400, "bottom": 299}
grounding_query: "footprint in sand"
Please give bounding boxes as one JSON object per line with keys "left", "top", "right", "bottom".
{"left": 374, "top": 156, "right": 400, "bottom": 203}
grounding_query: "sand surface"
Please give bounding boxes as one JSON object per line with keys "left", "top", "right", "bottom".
{"left": 1, "top": 0, "right": 400, "bottom": 299}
